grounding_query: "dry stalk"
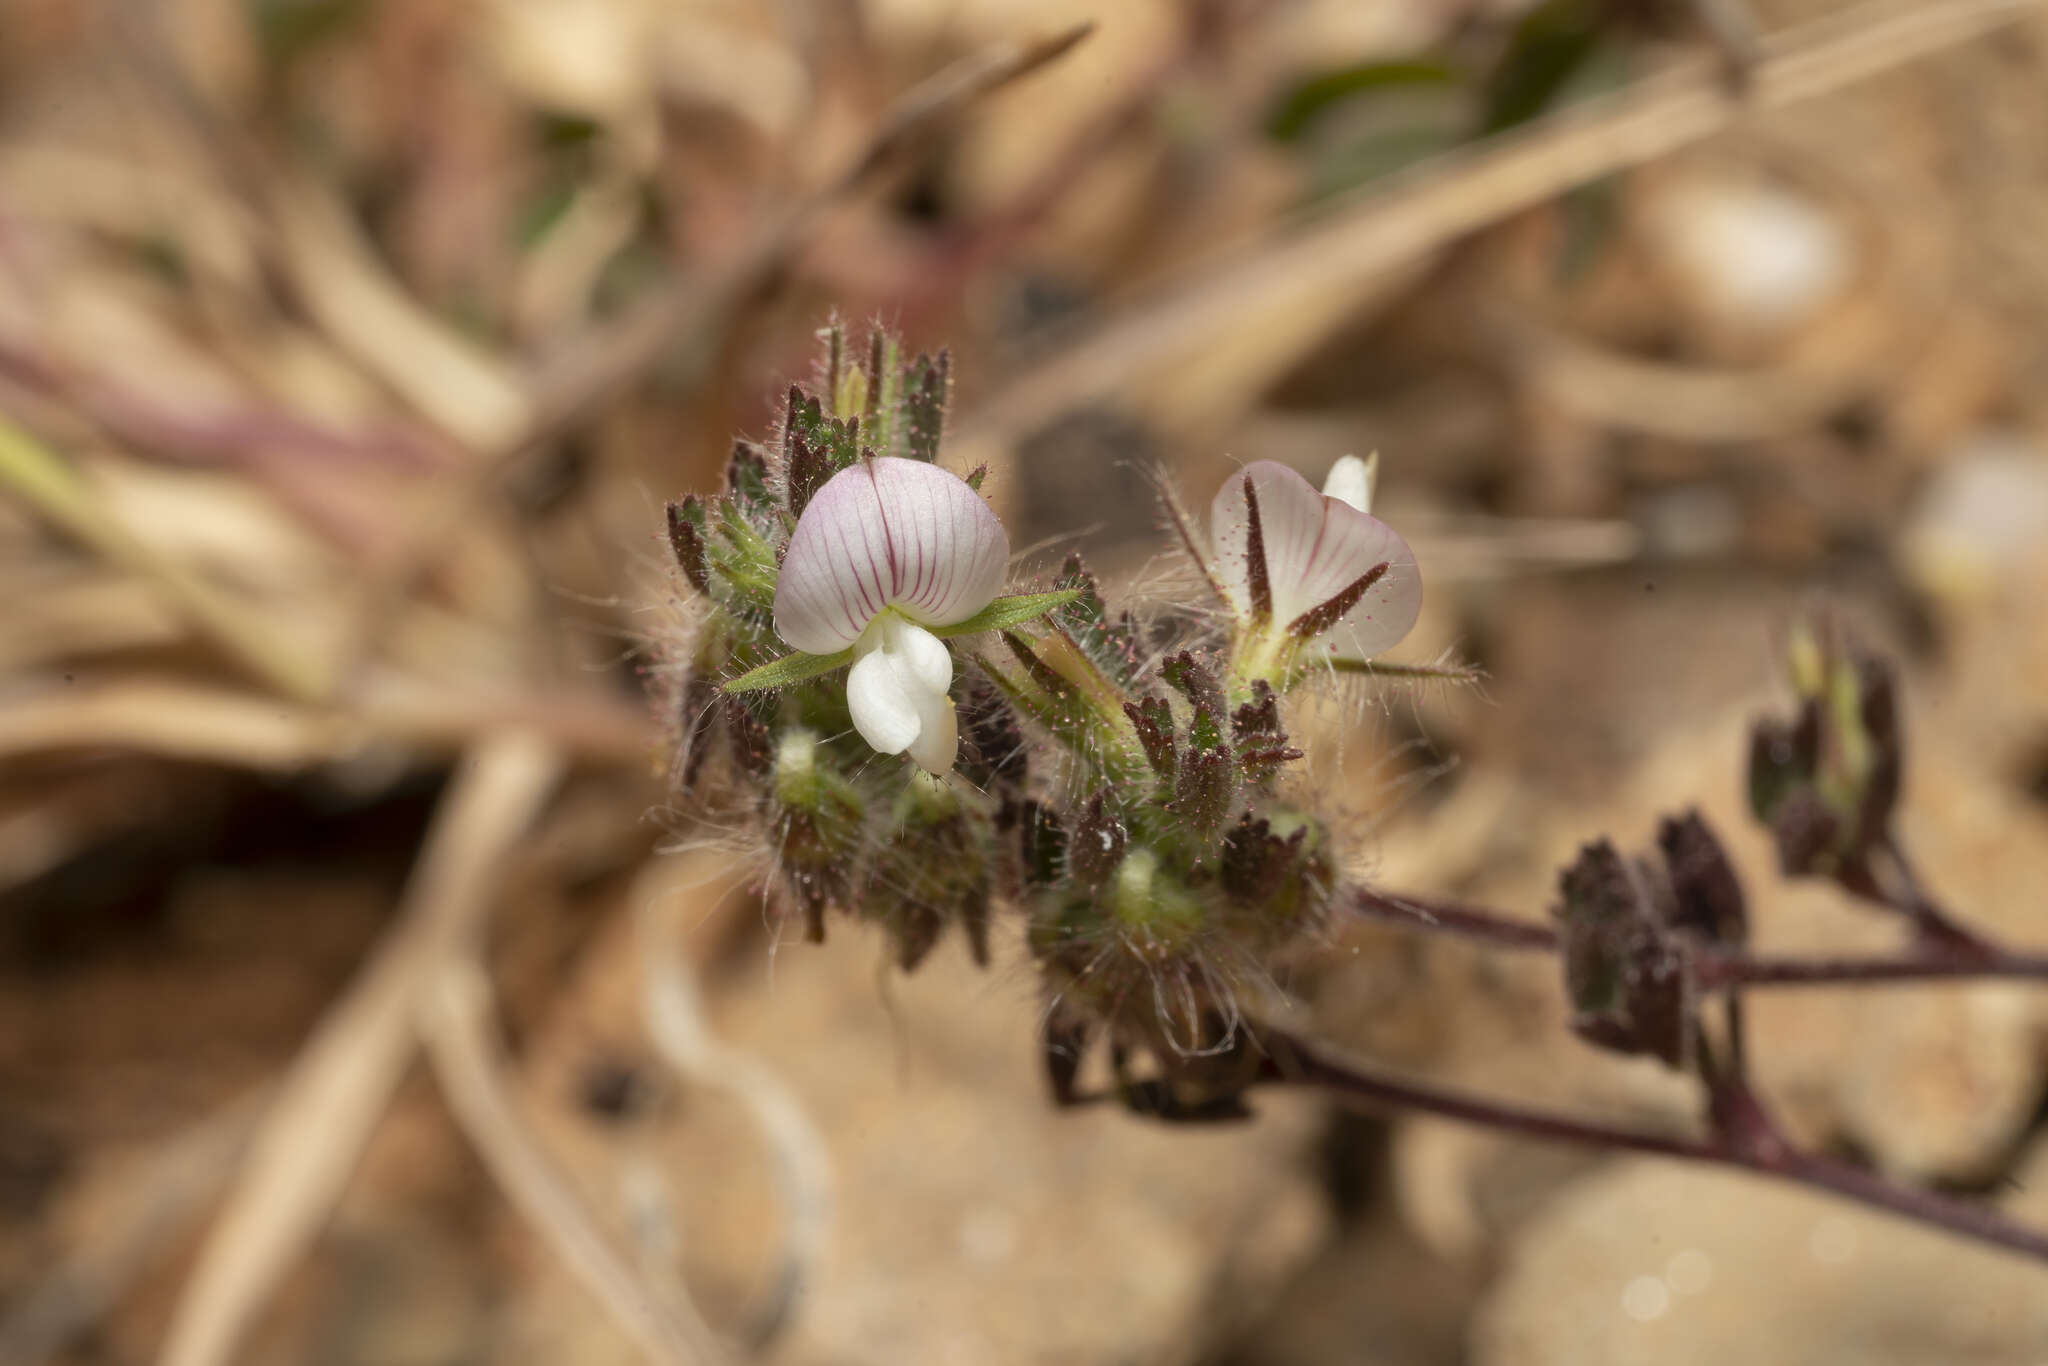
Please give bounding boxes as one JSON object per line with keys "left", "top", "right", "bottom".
{"left": 636, "top": 870, "right": 834, "bottom": 1352}
{"left": 156, "top": 731, "right": 563, "bottom": 1366}
{"left": 0, "top": 414, "right": 330, "bottom": 702}
{"left": 421, "top": 955, "right": 727, "bottom": 1366}
{"left": 955, "top": 0, "right": 2043, "bottom": 452}
{"left": 0, "top": 679, "right": 652, "bottom": 772}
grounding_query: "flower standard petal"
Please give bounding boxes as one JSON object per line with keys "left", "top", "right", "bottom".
{"left": 1211, "top": 459, "right": 1422, "bottom": 668}
{"left": 873, "top": 456, "right": 1009, "bottom": 628}
{"left": 771, "top": 457, "right": 1006, "bottom": 774}
{"left": 774, "top": 457, "right": 1008, "bottom": 654}
{"left": 1211, "top": 461, "right": 1316, "bottom": 622}
{"left": 1211, "top": 461, "right": 1346, "bottom": 622}
{"left": 1283, "top": 499, "right": 1421, "bottom": 662}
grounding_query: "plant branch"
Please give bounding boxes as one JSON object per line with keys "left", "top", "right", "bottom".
{"left": 635, "top": 869, "right": 833, "bottom": 1353}
{"left": 1845, "top": 835, "right": 2007, "bottom": 959}
{"left": 158, "top": 733, "right": 563, "bottom": 1366}
{"left": 1257, "top": 1028, "right": 2048, "bottom": 1264}
{"left": 422, "top": 955, "right": 726, "bottom": 1366}
{"left": 1344, "top": 886, "right": 2048, "bottom": 986}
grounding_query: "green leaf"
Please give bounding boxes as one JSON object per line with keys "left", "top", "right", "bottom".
{"left": 927, "top": 590, "right": 1081, "bottom": 639}
{"left": 1264, "top": 58, "right": 1458, "bottom": 141}
{"left": 722, "top": 647, "right": 854, "bottom": 693}
{"left": 1482, "top": 0, "right": 1608, "bottom": 134}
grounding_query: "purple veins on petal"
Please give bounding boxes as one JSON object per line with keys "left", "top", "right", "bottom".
{"left": 1211, "top": 459, "right": 1422, "bottom": 660}
{"left": 774, "top": 456, "right": 1009, "bottom": 654}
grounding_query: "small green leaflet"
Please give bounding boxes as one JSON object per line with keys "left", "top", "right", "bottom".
{"left": 722, "top": 647, "right": 854, "bottom": 693}
{"left": 719, "top": 592, "right": 1079, "bottom": 693}
{"left": 928, "top": 590, "right": 1080, "bottom": 639}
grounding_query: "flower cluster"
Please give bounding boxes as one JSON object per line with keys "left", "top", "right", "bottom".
{"left": 661, "top": 324, "right": 1426, "bottom": 1110}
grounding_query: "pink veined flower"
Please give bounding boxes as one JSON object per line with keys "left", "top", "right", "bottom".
{"left": 1210, "top": 455, "right": 1421, "bottom": 667}
{"left": 774, "top": 457, "right": 1008, "bottom": 773}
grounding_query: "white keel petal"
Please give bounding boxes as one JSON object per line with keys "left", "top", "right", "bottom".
{"left": 905, "top": 689, "right": 959, "bottom": 774}
{"left": 846, "top": 647, "right": 920, "bottom": 755}
{"left": 889, "top": 617, "right": 953, "bottom": 695}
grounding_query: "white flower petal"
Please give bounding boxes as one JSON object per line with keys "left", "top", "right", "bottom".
{"left": 887, "top": 615, "right": 953, "bottom": 696}
{"left": 905, "top": 688, "right": 959, "bottom": 774}
{"left": 846, "top": 647, "right": 920, "bottom": 755}
{"left": 1211, "top": 459, "right": 1422, "bottom": 659}
{"left": 774, "top": 457, "right": 1008, "bottom": 654}
{"left": 1322, "top": 454, "right": 1375, "bottom": 514}
{"left": 1317, "top": 540, "right": 1422, "bottom": 660}
{"left": 844, "top": 617, "right": 961, "bottom": 771}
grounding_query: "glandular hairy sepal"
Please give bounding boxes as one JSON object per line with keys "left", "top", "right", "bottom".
{"left": 770, "top": 728, "right": 865, "bottom": 943}
{"left": 1018, "top": 800, "right": 1068, "bottom": 889}
{"left": 1230, "top": 680, "right": 1304, "bottom": 783}
{"left": 1172, "top": 743, "right": 1235, "bottom": 845}
{"left": 1123, "top": 695, "right": 1177, "bottom": 787}
{"left": 665, "top": 497, "right": 711, "bottom": 595}
{"left": 1069, "top": 792, "right": 1128, "bottom": 894}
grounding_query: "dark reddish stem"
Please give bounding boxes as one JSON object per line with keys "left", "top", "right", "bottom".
{"left": 1699, "top": 949, "right": 2048, "bottom": 987}
{"left": 1260, "top": 1030, "right": 2048, "bottom": 1264}
{"left": 1344, "top": 887, "right": 2048, "bottom": 986}
{"left": 1347, "top": 886, "right": 1561, "bottom": 951}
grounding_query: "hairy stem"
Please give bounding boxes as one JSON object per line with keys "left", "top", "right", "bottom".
{"left": 1258, "top": 1029, "right": 2048, "bottom": 1264}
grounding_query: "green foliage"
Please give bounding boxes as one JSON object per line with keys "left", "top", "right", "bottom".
{"left": 1265, "top": 59, "right": 1459, "bottom": 141}
{"left": 722, "top": 647, "right": 856, "bottom": 693}
{"left": 1481, "top": 0, "right": 1608, "bottom": 134}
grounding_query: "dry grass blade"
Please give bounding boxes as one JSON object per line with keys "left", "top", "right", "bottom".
{"left": 316, "top": 19, "right": 1100, "bottom": 704}
{"left": 0, "top": 680, "right": 652, "bottom": 770}
{"left": 637, "top": 870, "right": 833, "bottom": 1351}
{"left": 831, "top": 22, "right": 1096, "bottom": 191}
{"left": 959, "top": 0, "right": 2041, "bottom": 441}
{"left": 1408, "top": 517, "right": 1644, "bottom": 580}
{"left": 104, "top": 1, "right": 526, "bottom": 457}
{"left": 0, "top": 682, "right": 352, "bottom": 772}
{"left": 265, "top": 179, "right": 533, "bottom": 454}
{"left": 0, "top": 414, "right": 330, "bottom": 703}
{"left": 422, "top": 956, "right": 728, "bottom": 1366}
{"left": 0, "top": 573, "right": 181, "bottom": 673}
{"left": 156, "top": 732, "right": 563, "bottom": 1366}
{"left": 521, "top": 20, "right": 1097, "bottom": 455}
{"left": 290, "top": 21, "right": 1095, "bottom": 686}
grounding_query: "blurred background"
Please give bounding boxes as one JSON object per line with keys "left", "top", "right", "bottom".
{"left": 4, "top": 0, "right": 2048, "bottom": 1362}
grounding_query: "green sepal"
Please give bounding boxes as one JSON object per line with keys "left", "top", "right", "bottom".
{"left": 928, "top": 590, "right": 1082, "bottom": 639}
{"left": 1325, "top": 656, "right": 1483, "bottom": 684}
{"left": 721, "top": 591, "right": 1079, "bottom": 692}
{"left": 722, "top": 646, "right": 855, "bottom": 693}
